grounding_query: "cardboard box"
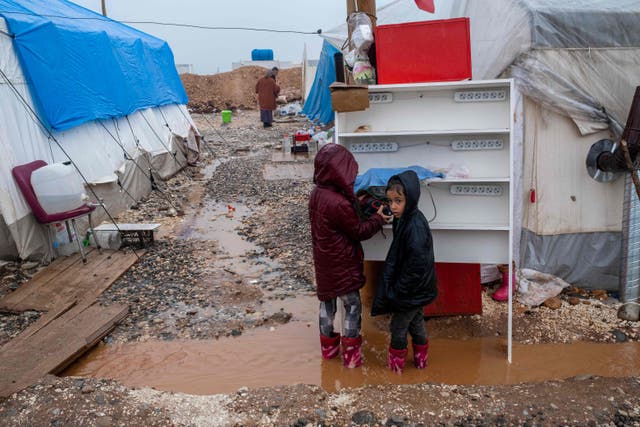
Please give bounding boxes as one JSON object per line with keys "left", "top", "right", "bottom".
{"left": 330, "top": 83, "right": 369, "bottom": 112}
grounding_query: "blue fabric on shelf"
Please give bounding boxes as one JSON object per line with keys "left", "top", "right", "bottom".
{"left": 0, "top": 0, "right": 187, "bottom": 131}
{"left": 354, "top": 166, "right": 444, "bottom": 193}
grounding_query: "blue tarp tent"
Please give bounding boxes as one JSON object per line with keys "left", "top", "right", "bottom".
{"left": 302, "top": 40, "right": 339, "bottom": 124}
{"left": 0, "top": 0, "right": 187, "bottom": 131}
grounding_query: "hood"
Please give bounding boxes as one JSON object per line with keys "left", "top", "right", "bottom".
{"left": 313, "top": 144, "right": 358, "bottom": 200}
{"left": 393, "top": 170, "right": 421, "bottom": 216}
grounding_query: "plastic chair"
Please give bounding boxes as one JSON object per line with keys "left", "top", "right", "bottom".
{"left": 12, "top": 160, "right": 97, "bottom": 263}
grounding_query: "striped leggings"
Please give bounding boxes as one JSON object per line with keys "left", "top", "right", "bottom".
{"left": 319, "top": 291, "right": 362, "bottom": 338}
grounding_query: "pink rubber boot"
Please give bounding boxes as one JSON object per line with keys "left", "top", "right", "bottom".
{"left": 413, "top": 340, "right": 429, "bottom": 369}
{"left": 341, "top": 336, "right": 363, "bottom": 368}
{"left": 320, "top": 333, "right": 340, "bottom": 360}
{"left": 493, "top": 268, "right": 516, "bottom": 302}
{"left": 388, "top": 346, "right": 408, "bottom": 374}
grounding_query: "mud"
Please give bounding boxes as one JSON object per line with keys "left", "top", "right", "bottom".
{"left": 2, "top": 110, "right": 640, "bottom": 426}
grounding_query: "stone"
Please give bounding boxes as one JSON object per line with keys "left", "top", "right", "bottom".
{"left": 567, "top": 297, "right": 581, "bottom": 306}
{"left": 542, "top": 297, "right": 562, "bottom": 310}
{"left": 20, "top": 261, "right": 39, "bottom": 270}
{"left": 352, "top": 410, "right": 377, "bottom": 425}
{"left": 617, "top": 303, "right": 640, "bottom": 322}
{"left": 611, "top": 330, "right": 628, "bottom": 342}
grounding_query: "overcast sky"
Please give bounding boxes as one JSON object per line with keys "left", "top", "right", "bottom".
{"left": 71, "top": 0, "right": 395, "bottom": 75}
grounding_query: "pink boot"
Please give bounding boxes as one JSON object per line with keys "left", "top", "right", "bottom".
{"left": 320, "top": 333, "right": 340, "bottom": 359}
{"left": 492, "top": 268, "right": 516, "bottom": 302}
{"left": 413, "top": 340, "right": 429, "bottom": 369}
{"left": 388, "top": 346, "right": 407, "bottom": 374}
{"left": 341, "top": 336, "right": 363, "bottom": 368}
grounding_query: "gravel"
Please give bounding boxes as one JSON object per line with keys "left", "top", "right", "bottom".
{"left": 1, "top": 110, "right": 639, "bottom": 426}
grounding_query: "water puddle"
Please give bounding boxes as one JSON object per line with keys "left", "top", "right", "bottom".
{"left": 263, "top": 163, "right": 314, "bottom": 181}
{"left": 178, "top": 200, "right": 257, "bottom": 257}
{"left": 64, "top": 304, "right": 640, "bottom": 395}
{"left": 270, "top": 150, "right": 315, "bottom": 163}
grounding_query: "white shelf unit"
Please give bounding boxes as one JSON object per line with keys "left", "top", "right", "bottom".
{"left": 336, "top": 79, "right": 515, "bottom": 265}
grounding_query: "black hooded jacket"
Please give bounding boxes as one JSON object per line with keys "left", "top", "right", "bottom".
{"left": 371, "top": 170, "right": 438, "bottom": 316}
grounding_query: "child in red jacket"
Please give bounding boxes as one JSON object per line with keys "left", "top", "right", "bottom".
{"left": 309, "top": 144, "right": 391, "bottom": 367}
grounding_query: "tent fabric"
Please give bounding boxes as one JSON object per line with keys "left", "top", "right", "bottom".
{"left": 0, "top": 15, "right": 198, "bottom": 260}
{"left": 321, "top": 0, "right": 640, "bottom": 137}
{"left": 302, "top": 40, "right": 339, "bottom": 125}
{"left": 354, "top": 166, "right": 444, "bottom": 193}
{"left": 318, "top": 0, "right": 640, "bottom": 292}
{"left": 0, "top": 0, "right": 188, "bottom": 131}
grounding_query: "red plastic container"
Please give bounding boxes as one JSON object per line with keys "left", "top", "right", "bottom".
{"left": 423, "top": 263, "right": 482, "bottom": 316}
{"left": 375, "top": 18, "right": 472, "bottom": 85}
{"left": 363, "top": 261, "right": 481, "bottom": 317}
{"left": 294, "top": 131, "right": 311, "bottom": 142}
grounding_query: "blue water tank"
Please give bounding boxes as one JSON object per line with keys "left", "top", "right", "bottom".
{"left": 251, "top": 49, "right": 274, "bottom": 61}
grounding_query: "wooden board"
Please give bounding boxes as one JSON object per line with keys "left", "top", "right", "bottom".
{"left": 0, "top": 252, "right": 88, "bottom": 313}
{"left": 0, "top": 303, "right": 128, "bottom": 398}
{"left": 0, "top": 249, "right": 142, "bottom": 312}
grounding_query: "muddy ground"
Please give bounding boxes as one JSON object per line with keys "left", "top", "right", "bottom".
{"left": 1, "top": 110, "right": 639, "bottom": 426}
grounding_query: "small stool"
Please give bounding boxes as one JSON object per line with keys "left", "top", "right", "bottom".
{"left": 93, "top": 223, "right": 161, "bottom": 249}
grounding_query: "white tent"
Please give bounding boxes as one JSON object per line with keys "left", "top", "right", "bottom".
{"left": 322, "top": 0, "right": 640, "bottom": 299}
{"left": 0, "top": 13, "right": 199, "bottom": 261}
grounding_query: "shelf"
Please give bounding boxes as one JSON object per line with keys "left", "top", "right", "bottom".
{"left": 383, "top": 223, "right": 509, "bottom": 231}
{"left": 425, "top": 177, "right": 510, "bottom": 183}
{"left": 338, "top": 128, "right": 510, "bottom": 138}
{"left": 366, "top": 79, "right": 511, "bottom": 92}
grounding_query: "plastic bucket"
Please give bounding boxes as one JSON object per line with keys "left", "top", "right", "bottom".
{"left": 221, "top": 110, "right": 232, "bottom": 123}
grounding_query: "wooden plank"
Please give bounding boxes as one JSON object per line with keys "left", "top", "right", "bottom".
{"left": 0, "top": 250, "right": 141, "bottom": 312}
{"left": 0, "top": 303, "right": 128, "bottom": 398}
{"left": 0, "top": 252, "right": 85, "bottom": 312}
{"left": 1, "top": 250, "right": 108, "bottom": 312}
{"left": 10, "top": 300, "right": 76, "bottom": 344}
{"left": 79, "top": 250, "right": 144, "bottom": 304}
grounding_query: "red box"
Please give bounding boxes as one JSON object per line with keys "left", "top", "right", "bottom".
{"left": 294, "top": 131, "right": 311, "bottom": 142}
{"left": 423, "top": 262, "right": 482, "bottom": 316}
{"left": 375, "top": 18, "right": 472, "bottom": 84}
{"left": 363, "top": 261, "right": 481, "bottom": 317}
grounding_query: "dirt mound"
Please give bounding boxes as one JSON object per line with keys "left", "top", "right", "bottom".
{"left": 181, "top": 66, "right": 302, "bottom": 113}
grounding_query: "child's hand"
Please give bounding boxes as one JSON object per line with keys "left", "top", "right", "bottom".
{"left": 376, "top": 204, "right": 393, "bottom": 223}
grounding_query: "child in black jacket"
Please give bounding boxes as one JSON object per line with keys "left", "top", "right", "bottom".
{"left": 371, "top": 170, "right": 438, "bottom": 374}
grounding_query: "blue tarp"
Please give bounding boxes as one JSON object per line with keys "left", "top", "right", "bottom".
{"left": 302, "top": 40, "right": 339, "bottom": 125}
{"left": 354, "top": 166, "right": 445, "bottom": 193}
{"left": 0, "top": 0, "right": 188, "bottom": 131}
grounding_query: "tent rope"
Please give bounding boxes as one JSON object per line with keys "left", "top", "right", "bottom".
{"left": 177, "top": 107, "right": 216, "bottom": 158}
{"left": 139, "top": 110, "right": 186, "bottom": 169}
{"left": 0, "top": 66, "right": 140, "bottom": 259}
{"left": 98, "top": 119, "right": 183, "bottom": 213}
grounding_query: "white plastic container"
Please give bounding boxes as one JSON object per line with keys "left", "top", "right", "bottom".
{"left": 31, "top": 162, "right": 85, "bottom": 214}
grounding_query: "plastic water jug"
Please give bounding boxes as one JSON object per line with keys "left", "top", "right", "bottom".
{"left": 30, "top": 162, "right": 85, "bottom": 214}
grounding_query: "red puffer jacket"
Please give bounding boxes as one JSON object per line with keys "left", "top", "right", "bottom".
{"left": 309, "top": 144, "right": 384, "bottom": 301}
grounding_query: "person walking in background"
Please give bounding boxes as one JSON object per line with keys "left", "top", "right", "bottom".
{"left": 309, "top": 144, "right": 391, "bottom": 368}
{"left": 371, "top": 170, "right": 438, "bottom": 374}
{"left": 255, "top": 68, "right": 280, "bottom": 128}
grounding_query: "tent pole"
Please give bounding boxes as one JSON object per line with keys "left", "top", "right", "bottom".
{"left": 101, "top": 0, "right": 107, "bottom": 17}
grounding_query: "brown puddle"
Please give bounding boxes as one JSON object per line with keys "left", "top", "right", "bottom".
{"left": 64, "top": 316, "right": 640, "bottom": 395}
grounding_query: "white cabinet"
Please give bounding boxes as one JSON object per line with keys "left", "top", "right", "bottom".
{"left": 336, "top": 79, "right": 515, "bottom": 265}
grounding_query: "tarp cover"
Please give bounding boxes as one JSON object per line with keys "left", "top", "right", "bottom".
{"left": 354, "top": 166, "right": 444, "bottom": 193}
{"left": 322, "top": 0, "right": 640, "bottom": 136}
{"left": 302, "top": 40, "right": 339, "bottom": 125}
{"left": 0, "top": 0, "right": 188, "bottom": 131}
